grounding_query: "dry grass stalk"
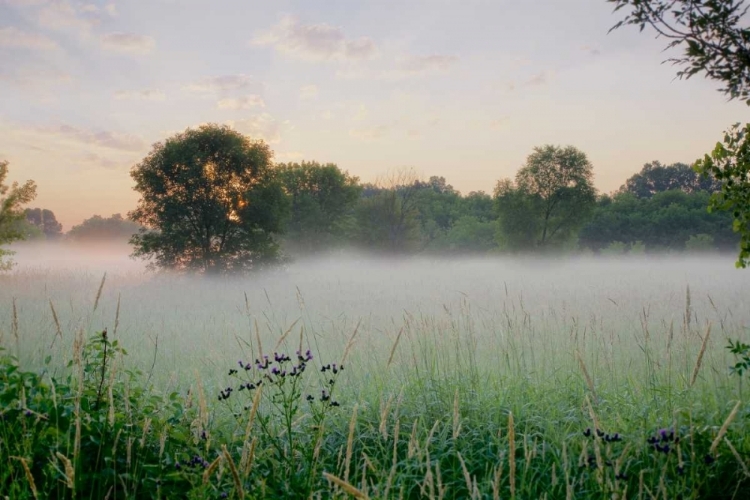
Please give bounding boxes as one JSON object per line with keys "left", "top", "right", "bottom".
{"left": 723, "top": 437, "right": 750, "bottom": 477}
{"left": 408, "top": 419, "right": 419, "bottom": 459}
{"left": 689, "top": 323, "right": 712, "bottom": 387}
{"left": 576, "top": 350, "right": 598, "bottom": 402}
{"left": 273, "top": 318, "right": 300, "bottom": 351}
{"left": 323, "top": 472, "right": 370, "bottom": 499}
{"left": 113, "top": 293, "right": 121, "bottom": 337}
{"left": 386, "top": 328, "right": 403, "bottom": 368}
{"left": 491, "top": 459, "right": 503, "bottom": 500}
{"left": 585, "top": 395, "right": 602, "bottom": 435}
{"left": 379, "top": 395, "right": 393, "bottom": 440}
{"left": 203, "top": 455, "right": 223, "bottom": 485}
{"left": 49, "top": 299, "right": 63, "bottom": 348}
{"left": 55, "top": 452, "right": 75, "bottom": 491}
{"left": 710, "top": 400, "right": 742, "bottom": 455}
{"left": 508, "top": 412, "right": 516, "bottom": 499}
{"left": 93, "top": 272, "right": 107, "bottom": 313}
{"left": 12, "top": 297, "right": 19, "bottom": 355}
{"left": 457, "top": 452, "right": 473, "bottom": 496}
{"left": 341, "top": 319, "right": 362, "bottom": 367}
{"left": 222, "top": 444, "right": 245, "bottom": 499}
{"left": 242, "top": 437, "right": 257, "bottom": 478}
{"left": 254, "top": 319, "right": 263, "bottom": 360}
{"left": 452, "top": 388, "right": 461, "bottom": 440}
{"left": 12, "top": 456, "right": 38, "bottom": 499}
{"left": 140, "top": 417, "right": 152, "bottom": 448}
{"left": 344, "top": 404, "right": 359, "bottom": 483}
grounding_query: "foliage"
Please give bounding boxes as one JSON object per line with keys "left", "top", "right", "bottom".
{"left": 0, "top": 332, "right": 213, "bottom": 499}
{"left": 0, "top": 160, "right": 37, "bottom": 270}
{"left": 609, "top": 0, "right": 750, "bottom": 102}
{"left": 579, "top": 190, "right": 737, "bottom": 252}
{"left": 353, "top": 168, "right": 424, "bottom": 252}
{"left": 24, "top": 208, "right": 62, "bottom": 239}
{"left": 727, "top": 339, "right": 750, "bottom": 377}
{"left": 685, "top": 233, "right": 716, "bottom": 252}
{"left": 277, "top": 161, "right": 361, "bottom": 253}
{"left": 694, "top": 123, "right": 750, "bottom": 267}
{"left": 495, "top": 145, "right": 597, "bottom": 250}
{"left": 621, "top": 161, "right": 720, "bottom": 198}
{"left": 129, "top": 124, "right": 289, "bottom": 274}
{"left": 66, "top": 214, "right": 142, "bottom": 243}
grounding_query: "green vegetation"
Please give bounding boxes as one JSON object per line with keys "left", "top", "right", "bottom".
{"left": 0, "top": 160, "right": 37, "bottom": 270}
{"left": 128, "top": 125, "right": 289, "bottom": 274}
{"left": 2, "top": 262, "right": 749, "bottom": 498}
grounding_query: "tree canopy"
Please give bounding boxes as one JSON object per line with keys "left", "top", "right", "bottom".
{"left": 25, "top": 208, "right": 63, "bottom": 239}
{"left": 495, "top": 145, "right": 597, "bottom": 250}
{"left": 277, "top": 161, "right": 361, "bottom": 253}
{"left": 129, "top": 124, "right": 289, "bottom": 274}
{"left": 0, "top": 160, "right": 37, "bottom": 270}
{"left": 621, "top": 161, "right": 720, "bottom": 198}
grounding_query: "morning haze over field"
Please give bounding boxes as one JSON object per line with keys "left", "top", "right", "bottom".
{"left": 3, "top": 1, "right": 750, "bottom": 499}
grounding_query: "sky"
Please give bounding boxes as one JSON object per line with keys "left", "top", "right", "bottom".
{"left": 1, "top": 0, "right": 748, "bottom": 230}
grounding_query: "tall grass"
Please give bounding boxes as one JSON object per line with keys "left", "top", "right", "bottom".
{"left": 1, "top": 255, "right": 749, "bottom": 498}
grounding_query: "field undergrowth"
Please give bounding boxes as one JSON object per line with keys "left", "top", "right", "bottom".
{"left": 1, "top": 254, "right": 750, "bottom": 498}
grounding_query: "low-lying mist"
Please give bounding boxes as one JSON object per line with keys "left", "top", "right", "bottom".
{"left": 4, "top": 243, "right": 748, "bottom": 385}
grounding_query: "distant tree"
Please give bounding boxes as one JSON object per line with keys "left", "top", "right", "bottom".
{"left": 67, "top": 214, "right": 142, "bottom": 243}
{"left": 354, "top": 167, "right": 423, "bottom": 252}
{"left": 0, "top": 160, "right": 37, "bottom": 270}
{"left": 25, "top": 208, "right": 63, "bottom": 238}
{"left": 621, "top": 161, "right": 720, "bottom": 198}
{"left": 432, "top": 215, "right": 497, "bottom": 254}
{"left": 579, "top": 190, "right": 737, "bottom": 252}
{"left": 277, "top": 161, "right": 361, "bottom": 253}
{"left": 129, "top": 124, "right": 289, "bottom": 274}
{"left": 495, "top": 145, "right": 597, "bottom": 250}
{"left": 459, "top": 191, "right": 496, "bottom": 222}
{"left": 609, "top": 2, "right": 750, "bottom": 266}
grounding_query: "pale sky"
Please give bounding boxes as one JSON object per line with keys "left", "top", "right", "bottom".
{"left": 1, "top": 0, "right": 748, "bottom": 230}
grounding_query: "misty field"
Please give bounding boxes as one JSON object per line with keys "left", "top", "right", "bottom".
{"left": 2, "top": 250, "right": 750, "bottom": 498}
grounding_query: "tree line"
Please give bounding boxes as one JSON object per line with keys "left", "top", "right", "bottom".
{"left": 0, "top": 127, "right": 738, "bottom": 273}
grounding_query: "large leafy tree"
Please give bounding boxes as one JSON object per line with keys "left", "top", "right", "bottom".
{"left": 609, "top": 1, "right": 750, "bottom": 266}
{"left": 25, "top": 208, "right": 63, "bottom": 238}
{"left": 621, "top": 161, "right": 721, "bottom": 198}
{"left": 276, "top": 161, "right": 361, "bottom": 253}
{"left": 129, "top": 125, "right": 289, "bottom": 274}
{"left": 495, "top": 145, "right": 597, "bottom": 250}
{"left": 0, "top": 160, "right": 37, "bottom": 270}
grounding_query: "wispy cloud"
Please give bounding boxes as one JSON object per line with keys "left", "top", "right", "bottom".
{"left": 113, "top": 89, "right": 166, "bottom": 101}
{"left": 35, "top": 1, "right": 101, "bottom": 33}
{"left": 396, "top": 54, "right": 458, "bottom": 75}
{"left": 34, "top": 123, "right": 146, "bottom": 152}
{"left": 0, "top": 66, "right": 72, "bottom": 88}
{"left": 581, "top": 45, "right": 601, "bottom": 56}
{"left": 226, "top": 114, "right": 285, "bottom": 144}
{"left": 0, "top": 26, "right": 59, "bottom": 50}
{"left": 350, "top": 125, "right": 388, "bottom": 140}
{"left": 299, "top": 84, "right": 318, "bottom": 100}
{"left": 336, "top": 53, "right": 458, "bottom": 80}
{"left": 101, "top": 32, "right": 155, "bottom": 54}
{"left": 217, "top": 95, "right": 265, "bottom": 110}
{"left": 251, "top": 15, "right": 377, "bottom": 62}
{"left": 184, "top": 74, "right": 259, "bottom": 94}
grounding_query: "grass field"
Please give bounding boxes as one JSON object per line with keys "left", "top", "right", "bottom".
{"left": 2, "top": 249, "right": 750, "bottom": 498}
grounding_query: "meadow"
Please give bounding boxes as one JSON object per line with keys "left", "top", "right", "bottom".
{"left": 2, "top": 248, "right": 750, "bottom": 498}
